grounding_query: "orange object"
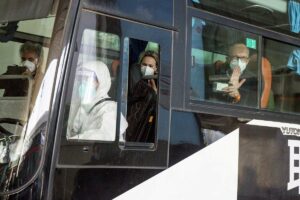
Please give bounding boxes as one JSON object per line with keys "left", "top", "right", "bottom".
{"left": 261, "top": 57, "right": 272, "bottom": 109}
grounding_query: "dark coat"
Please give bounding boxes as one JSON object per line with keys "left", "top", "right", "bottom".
{"left": 0, "top": 65, "right": 29, "bottom": 97}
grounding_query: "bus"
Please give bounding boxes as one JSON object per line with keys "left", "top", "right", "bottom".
{"left": 0, "top": 0, "right": 300, "bottom": 199}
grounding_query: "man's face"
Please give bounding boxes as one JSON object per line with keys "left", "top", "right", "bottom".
{"left": 228, "top": 44, "right": 249, "bottom": 72}
{"left": 229, "top": 44, "right": 249, "bottom": 65}
{"left": 21, "top": 51, "right": 39, "bottom": 65}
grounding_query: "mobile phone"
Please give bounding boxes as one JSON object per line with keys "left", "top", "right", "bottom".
{"left": 213, "top": 82, "right": 228, "bottom": 92}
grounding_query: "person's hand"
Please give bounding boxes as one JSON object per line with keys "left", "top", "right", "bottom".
{"left": 22, "top": 69, "right": 32, "bottom": 76}
{"left": 223, "top": 67, "right": 246, "bottom": 101}
{"left": 229, "top": 67, "right": 245, "bottom": 89}
{"left": 148, "top": 79, "right": 157, "bottom": 93}
{"left": 223, "top": 84, "right": 241, "bottom": 99}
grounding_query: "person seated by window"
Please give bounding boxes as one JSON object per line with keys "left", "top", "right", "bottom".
{"left": 128, "top": 50, "right": 159, "bottom": 95}
{"left": 68, "top": 61, "right": 128, "bottom": 141}
{"left": 0, "top": 41, "right": 43, "bottom": 97}
{"left": 211, "top": 43, "right": 273, "bottom": 109}
{"left": 207, "top": 43, "right": 258, "bottom": 107}
{"left": 126, "top": 51, "right": 159, "bottom": 142}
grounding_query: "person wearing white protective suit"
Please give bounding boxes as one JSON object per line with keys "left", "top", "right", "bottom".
{"left": 68, "top": 61, "right": 128, "bottom": 141}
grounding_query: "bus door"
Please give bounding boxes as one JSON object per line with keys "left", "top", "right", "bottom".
{"left": 57, "top": 9, "right": 172, "bottom": 168}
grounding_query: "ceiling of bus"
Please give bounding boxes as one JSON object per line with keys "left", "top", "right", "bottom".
{"left": 247, "top": 0, "right": 287, "bottom": 13}
{"left": 0, "top": 0, "right": 54, "bottom": 23}
{"left": 198, "top": 0, "right": 292, "bottom": 36}
{"left": 18, "top": 17, "right": 55, "bottom": 38}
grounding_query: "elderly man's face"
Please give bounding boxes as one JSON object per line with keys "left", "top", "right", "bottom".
{"left": 229, "top": 44, "right": 249, "bottom": 64}
{"left": 228, "top": 44, "right": 249, "bottom": 72}
{"left": 21, "top": 51, "right": 39, "bottom": 65}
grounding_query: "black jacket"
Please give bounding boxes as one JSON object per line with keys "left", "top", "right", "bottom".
{"left": 0, "top": 65, "right": 30, "bottom": 97}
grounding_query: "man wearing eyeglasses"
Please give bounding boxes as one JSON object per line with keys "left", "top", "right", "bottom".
{"left": 210, "top": 43, "right": 258, "bottom": 106}
{"left": 223, "top": 43, "right": 249, "bottom": 103}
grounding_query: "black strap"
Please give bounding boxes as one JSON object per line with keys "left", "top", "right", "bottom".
{"left": 88, "top": 98, "right": 112, "bottom": 114}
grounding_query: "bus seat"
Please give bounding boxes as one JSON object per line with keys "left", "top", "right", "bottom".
{"left": 0, "top": 75, "right": 32, "bottom": 135}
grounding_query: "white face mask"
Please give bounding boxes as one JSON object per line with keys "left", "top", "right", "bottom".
{"left": 141, "top": 64, "right": 155, "bottom": 76}
{"left": 230, "top": 58, "right": 247, "bottom": 72}
{"left": 22, "top": 60, "right": 36, "bottom": 72}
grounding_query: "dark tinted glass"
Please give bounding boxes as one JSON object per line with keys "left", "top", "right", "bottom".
{"left": 83, "top": 0, "right": 173, "bottom": 27}
{"left": 59, "top": 10, "right": 172, "bottom": 167}
{"left": 0, "top": 14, "right": 56, "bottom": 193}
{"left": 191, "top": 0, "right": 299, "bottom": 37}
{"left": 264, "top": 38, "right": 300, "bottom": 113}
{"left": 190, "top": 17, "right": 259, "bottom": 108}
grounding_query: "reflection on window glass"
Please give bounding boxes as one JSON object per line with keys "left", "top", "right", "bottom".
{"left": 191, "top": 0, "right": 299, "bottom": 37}
{"left": 265, "top": 39, "right": 300, "bottom": 113}
{"left": 0, "top": 16, "right": 55, "bottom": 192}
{"left": 190, "top": 17, "right": 259, "bottom": 108}
{"left": 66, "top": 30, "right": 128, "bottom": 141}
{"left": 125, "top": 38, "right": 159, "bottom": 144}
{"left": 196, "top": 112, "right": 251, "bottom": 146}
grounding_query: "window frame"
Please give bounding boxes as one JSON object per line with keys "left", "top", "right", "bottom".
{"left": 185, "top": 7, "right": 300, "bottom": 124}
{"left": 188, "top": 0, "right": 300, "bottom": 44}
{"left": 0, "top": 15, "right": 59, "bottom": 196}
{"left": 57, "top": 9, "right": 172, "bottom": 168}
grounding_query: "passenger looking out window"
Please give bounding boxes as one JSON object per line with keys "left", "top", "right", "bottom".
{"left": 67, "top": 61, "right": 128, "bottom": 141}
{"left": 128, "top": 50, "right": 159, "bottom": 95}
{"left": 207, "top": 43, "right": 258, "bottom": 107}
{"left": 126, "top": 50, "right": 159, "bottom": 143}
{"left": 19, "top": 41, "right": 43, "bottom": 77}
{"left": 0, "top": 41, "right": 43, "bottom": 98}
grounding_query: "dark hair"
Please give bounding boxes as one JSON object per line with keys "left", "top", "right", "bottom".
{"left": 19, "top": 41, "right": 43, "bottom": 64}
{"left": 140, "top": 50, "right": 159, "bottom": 67}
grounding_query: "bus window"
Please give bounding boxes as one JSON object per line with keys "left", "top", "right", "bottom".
{"left": 191, "top": 0, "right": 298, "bottom": 38}
{"left": 125, "top": 38, "right": 159, "bottom": 144}
{"left": 0, "top": 14, "right": 56, "bottom": 192}
{"left": 59, "top": 10, "right": 171, "bottom": 168}
{"left": 190, "top": 17, "right": 259, "bottom": 108}
{"left": 264, "top": 39, "right": 300, "bottom": 113}
{"left": 66, "top": 29, "right": 124, "bottom": 142}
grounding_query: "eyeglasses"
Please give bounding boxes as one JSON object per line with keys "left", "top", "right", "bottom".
{"left": 229, "top": 56, "right": 249, "bottom": 63}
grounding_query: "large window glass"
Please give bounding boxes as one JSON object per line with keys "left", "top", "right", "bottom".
{"left": 190, "top": 17, "right": 259, "bottom": 108}
{"left": 190, "top": 16, "right": 300, "bottom": 114}
{"left": 59, "top": 10, "right": 171, "bottom": 167}
{"left": 0, "top": 15, "right": 56, "bottom": 192}
{"left": 265, "top": 39, "right": 300, "bottom": 113}
{"left": 65, "top": 32, "right": 161, "bottom": 145}
{"left": 191, "top": 0, "right": 299, "bottom": 37}
{"left": 83, "top": 0, "right": 173, "bottom": 27}
{"left": 66, "top": 29, "right": 122, "bottom": 142}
